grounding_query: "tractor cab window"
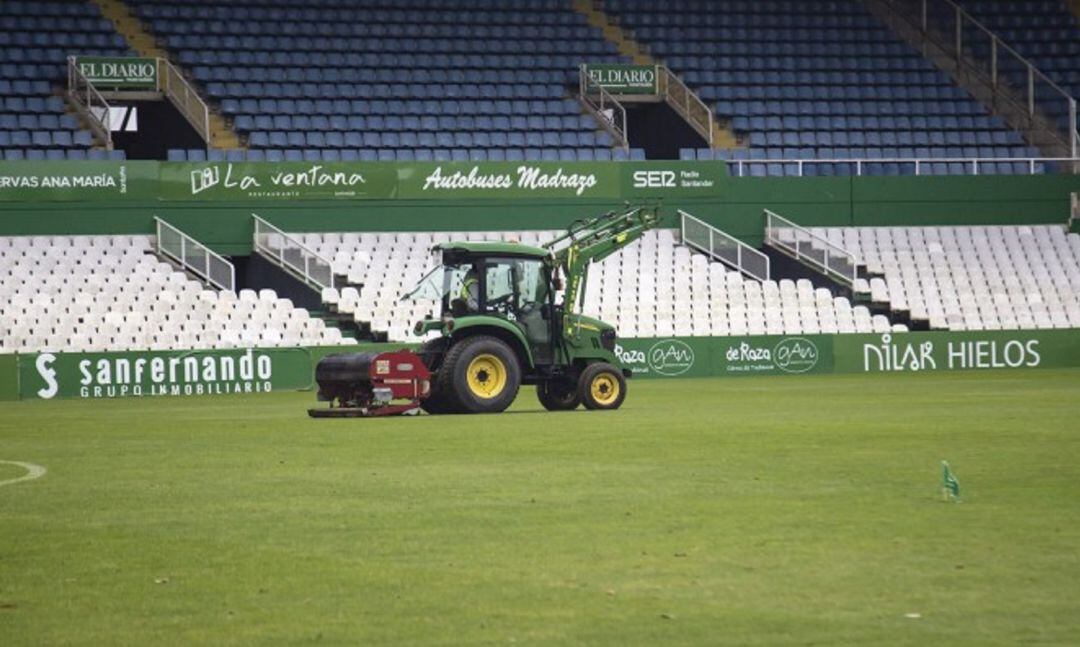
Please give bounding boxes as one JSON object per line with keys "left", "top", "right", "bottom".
{"left": 483, "top": 258, "right": 548, "bottom": 323}
{"left": 400, "top": 261, "right": 474, "bottom": 316}
{"left": 401, "top": 256, "right": 548, "bottom": 320}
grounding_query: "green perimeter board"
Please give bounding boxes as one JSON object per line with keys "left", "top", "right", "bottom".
{"left": 0, "top": 161, "right": 159, "bottom": 202}
{"left": 832, "top": 329, "right": 1080, "bottom": 373}
{"left": 13, "top": 344, "right": 402, "bottom": 401}
{"left": 159, "top": 162, "right": 400, "bottom": 201}
{"left": 17, "top": 347, "right": 314, "bottom": 400}
{"left": 157, "top": 161, "right": 725, "bottom": 202}
{"left": 0, "top": 353, "right": 17, "bottom": 401}
{"left": 0, "top": 162, "right": 1076, "bottom": 254}
{"left": 614, "top": 329, "right": 1080, "bottom": 378}
{"left": 7, "top": 330, "right": 1079, "bottom": 400}
{"left": 851, "top": 174, "right": 1080, "bottom": 226}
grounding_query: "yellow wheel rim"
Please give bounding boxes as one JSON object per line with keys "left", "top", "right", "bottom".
{"left": 590, "top": 373, "right": 620, "bottom": 406}
{"left": 466, "top": 353, "right": 507, "bottom": 399}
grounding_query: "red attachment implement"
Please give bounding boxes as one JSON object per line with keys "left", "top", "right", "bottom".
{"left": 308, "top": 350, "right": 431, "bottom": 417}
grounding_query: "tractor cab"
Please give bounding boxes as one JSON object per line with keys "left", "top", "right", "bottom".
{"left": 402, "top": 241, "right": 560, "bottom": 366}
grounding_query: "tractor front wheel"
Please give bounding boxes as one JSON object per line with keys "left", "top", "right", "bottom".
{"left": 578, "top": 362, "right": 627, "bottom": 410}
{"left": 536, "top": 378, "right": 580, "bottom": 411}
{"left": 442, "top": 335, "right": 521, "bottom": 414}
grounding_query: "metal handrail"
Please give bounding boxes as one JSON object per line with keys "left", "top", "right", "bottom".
{"left": 680, "top": 209, "right": 769, "bottom": 280}
{"left": 881, "top": 0, "right": 1078, "bottom": 157}
{"left": 66, "top": 56, "right": 112, "bottom": 150}
{"left": 659, "top": 65, "right": 714, "bottom": 147}
{"left": 727, "top": 156, "right": 1080, "bottom": 177}
{"left": 764, "top": 209, "right": 859, "bottom": 287}
{"left": 578, "top": 64, "right": 629, "bottom": 149}
{"left": 251, "top": 214, "right": 336, "bottom": 290}
{"left": 159, "top": 58, "right": 211, "bottom": 145}
{"left": 155, "top": 216, "right": 235, "bottom": 291}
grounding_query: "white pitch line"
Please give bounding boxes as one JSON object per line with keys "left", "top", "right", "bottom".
{"left": 0, "top": 461, "right": 46, "bottom": 488}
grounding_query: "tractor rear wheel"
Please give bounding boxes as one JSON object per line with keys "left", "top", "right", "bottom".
{"left": 418, "top": 337, "right": 460, "bottom": 414}
{"left": 578, "top": 362, "right": 627, "bottom": 410}
{"left": 536, "top": 378, "right": 580, "bottom": 411}
{"left": 442, "top": 335, "right": 521, "bottom": 414}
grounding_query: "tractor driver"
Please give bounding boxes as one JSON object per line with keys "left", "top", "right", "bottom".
{"left": 460, "top": 266, "right": 480, "bottom": 311}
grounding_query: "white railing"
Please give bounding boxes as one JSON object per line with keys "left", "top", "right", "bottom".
{"left": 882, "top": 0, "right": 1078, "bottom": 157}
{"left": 764, "top": 209, "right": 859, "bottom": 287}
{"left": 727, "top": 156, "right": 1080, "bottom": 177}
{"left": 252, "top": 214, "right": 336, "bottom": 290}
{"left": 66, "top": 56, "right": 112, "bottom": 150}
{"left": 155, "top": 216, "right": 235, "bottom": 291}
{"left": 159, "top": 58, "right": 210, "bottom": 145}
{"left": 660, "top": 66, "right": 714, "bottom": 147}
{"left": 578, "top": 64, "right": 629, "bottom": 149}
{"left": 680, "top": 210, "right": 769, "bottom": 281}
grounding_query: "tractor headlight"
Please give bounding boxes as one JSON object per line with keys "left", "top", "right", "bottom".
{"left": 600, "top": 328, "right": 616, "bottom": 351}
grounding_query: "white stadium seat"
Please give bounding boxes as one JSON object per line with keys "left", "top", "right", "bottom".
{"left": 0, "top": 234, "right": 341, "bottom": 352}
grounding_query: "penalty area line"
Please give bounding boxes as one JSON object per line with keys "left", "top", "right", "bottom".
{"left": 0, "top": 461, "right": 46, "bottom": 488}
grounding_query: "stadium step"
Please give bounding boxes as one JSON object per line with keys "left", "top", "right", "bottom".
{"left": 309, "top": 309, "right": 366, "bottom": 343}
{"left": 572, "top": 0, "right": 651, "bottom": 65}
{"left": 89, "top": 0, "right": 168, "bottom": 59}
{"left": 575, "top": 0, "right": 739, "bottom": 151}
{"left": 91, "top": 0, "right": 242, "bottom": 150}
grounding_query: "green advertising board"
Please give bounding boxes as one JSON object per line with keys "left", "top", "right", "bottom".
{"left": 76, "top": 56, "right": 158, "bottom": 89}
{"left": 397, "top": 162, "right": 623, "bottom": 200}
{"left": 831, "top": 329, "right": 1080, "bottom": 373}
{"left": 17, "top": 347, "right": 314, "bottom": 400}
{"left": 102, "top": 161, "right": 726, "bottom": 202}
{"left": 0, "top": 161, "right": 159, "bottom": 202}
{"left": 612, "top": 329, "right": 1080, "bottom": 379}
{"left": 4, "top": 329, "right": 1079, "bottom": 401}
{"left": 159, "top": 161, "right": 401, "bottom": 201}
{"left": 613, "top": 335, "right": 835, "bottom": 378}
{"left": 584, "top": 64, "right": 659, "bottom": 94}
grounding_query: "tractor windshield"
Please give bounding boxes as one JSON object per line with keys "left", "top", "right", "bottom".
{"left": 400, "top": 263, "right": 471, "bottom": 306}
{"left": 401, "top": 256, "right": 548, "bottom": 321}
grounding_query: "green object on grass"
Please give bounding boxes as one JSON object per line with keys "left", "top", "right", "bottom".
{"left": 942, "top": 460, "right": 961, "bottom": 500}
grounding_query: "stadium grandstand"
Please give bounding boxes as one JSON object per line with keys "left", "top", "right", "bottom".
{"left": 0, "top": 0, "right": 1078, "bottom": 356}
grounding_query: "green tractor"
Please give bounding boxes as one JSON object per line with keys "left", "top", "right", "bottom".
{"left": 309, "top": 205, "right": 659, "bottom": 417}
{"left": 401, "top": 205, "right": 659, "bottom": 414}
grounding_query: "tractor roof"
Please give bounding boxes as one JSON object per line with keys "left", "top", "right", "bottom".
{"left": 433, "top": 241, "right": 551, "bottom": 259}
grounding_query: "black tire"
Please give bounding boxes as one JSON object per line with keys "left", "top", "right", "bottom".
{"left": 420, "top": 384, "right": 459, "bottom": 414}
{"left": 443, "top": 335, "right": 521, "bottom": 414}
{"left": 536, "top": 379, "right": 580, "bottom": 411}
{"left": 578, "top": 362, "right": 627, "bottom": 410}
{"left": 418, "top": 337, "right": 460, "bottom": 414}
{"left": 416, "top": 337, "right": 449, "bottom": 373}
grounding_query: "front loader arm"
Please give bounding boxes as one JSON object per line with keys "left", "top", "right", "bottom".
{"left": 544, "top": 205, "right": 659, "bottom": 328}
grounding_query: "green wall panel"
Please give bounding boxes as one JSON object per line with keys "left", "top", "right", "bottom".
{"left": 1, "top": 162, "right": 1076, "bottom": 254}
{"left": 0, "top": 353, "right": 18, "bottom": 401}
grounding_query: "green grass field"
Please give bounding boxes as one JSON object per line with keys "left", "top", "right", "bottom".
{"left": 2, "top": 369, "right": 1079, "bottom": 645}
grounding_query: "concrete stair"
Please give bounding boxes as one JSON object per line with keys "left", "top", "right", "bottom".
{"left": 571, "top": 0, "right": 651, "bottom": 64}
{"left": 573, "top": 0, "right": 739, "bottom": 151}
{"left": 90, "top": 0, "right": 168, "bottom": 59}
{"left": 89, "top": 0, "right": 242, "bottom": 150}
